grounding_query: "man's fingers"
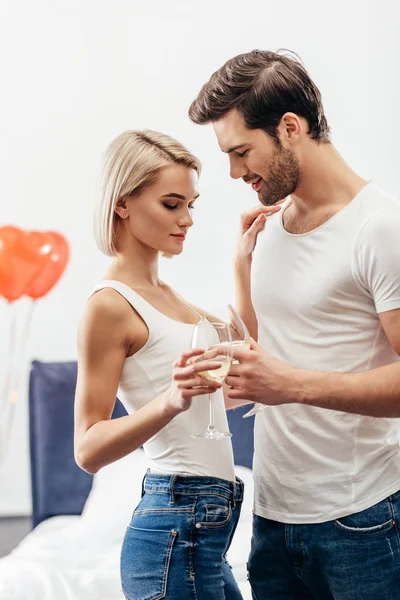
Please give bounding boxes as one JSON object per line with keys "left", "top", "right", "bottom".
{"left": 226, "top": 388, "right": 251, "bottom": 400}
{"left": 213, "top": 344, "right": 253, "bottom": 363}
{"left": 225, "top": 375, "right": 241, "bottom": 387}
{"left": 248, "top": 337, "right": 259, "bottom": 351}
{"left": 226, "top": 363, "right": 243, "bottom": 376}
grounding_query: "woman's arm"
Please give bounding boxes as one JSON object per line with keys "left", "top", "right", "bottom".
{"left": 74, "top": 291, "right": 222, "bottom": 474}
{"left": 234, "top": 256, "right": 258, "bottom": 340}
{"left": 233, "top": 203, "right": 282, "bottom": 340}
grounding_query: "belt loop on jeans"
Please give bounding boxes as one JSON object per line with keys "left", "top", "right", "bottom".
{"left": 170, "top": 474, "right": 177, "bottom": 504}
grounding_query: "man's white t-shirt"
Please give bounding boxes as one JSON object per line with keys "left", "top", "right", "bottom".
{"left": 251, "top": 182, "right": 400, "bottom": 524}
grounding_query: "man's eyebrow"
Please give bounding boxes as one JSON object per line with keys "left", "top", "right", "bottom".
{"left": 224, "top": 144, "right": 247, "bottom": 154}
{"left": 160, "top": 193, "right": 200, "bottom": 200}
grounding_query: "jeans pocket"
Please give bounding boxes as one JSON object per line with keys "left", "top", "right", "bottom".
{"left": 197, "top": 500, "right": 233, "bottom": 529}
{"left": 121, "top": 526, "right": 177, "bottom": 600}
{"left": 334, "top": 498, "right": 396, "bottom": 535}
{"left": 335, "top": 517, "right": 395, "bottom": 535}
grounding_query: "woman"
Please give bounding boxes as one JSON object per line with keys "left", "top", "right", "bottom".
{"left": 74, "top": 130, "right": 244, "bottom": 600}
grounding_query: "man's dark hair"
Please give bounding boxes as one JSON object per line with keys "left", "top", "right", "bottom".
{"left": 189, "top": 49, "right": 330, "bottom": 144}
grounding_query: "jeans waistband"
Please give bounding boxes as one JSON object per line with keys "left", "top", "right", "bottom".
{"left": 142, "top": 472, "right": 244, "bottom": 504}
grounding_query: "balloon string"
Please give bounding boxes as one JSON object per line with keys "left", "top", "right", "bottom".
{"left": 0, "top": 302, "right": 18, "bottom": 463}
{"left": 0, "top": 300, "right": 36, "bottom": 463}
{"left": 0, "top": 302, "right": 18, "bottom": 411}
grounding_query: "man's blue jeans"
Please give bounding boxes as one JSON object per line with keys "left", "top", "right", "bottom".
{"left": 121, "top": 472, "right": 244, "bottom": 599}
{"left": 248, "top": 490, "right": 400, "bottom": 599}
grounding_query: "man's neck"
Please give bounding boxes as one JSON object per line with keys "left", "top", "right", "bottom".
{"left": 292, "top": 143, "right": 367, "bottom": 213}
{"left": 282, "top": 143, "right": 368, "bottom": 234}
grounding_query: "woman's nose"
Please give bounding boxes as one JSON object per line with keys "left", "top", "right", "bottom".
{"left": 178, "top": 210, "right": 194, "bottom": 228}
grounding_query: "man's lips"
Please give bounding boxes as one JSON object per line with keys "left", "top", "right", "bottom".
{"left": 251, "top": 178, "right": 263, "bottom": 192}
{"left": 244, "top": 176, "right": 263, "bottom": 191}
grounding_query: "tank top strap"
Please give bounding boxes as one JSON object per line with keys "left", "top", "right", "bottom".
{"left": 90, "top": 280, "right": 163, "bottom": 330}
{"left": 172, "top": 289, "right": 203, "bottom": 320}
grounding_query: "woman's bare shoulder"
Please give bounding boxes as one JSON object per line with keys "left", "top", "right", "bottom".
{"left": 79, "top": 288, "right": 138, "bottom": 348}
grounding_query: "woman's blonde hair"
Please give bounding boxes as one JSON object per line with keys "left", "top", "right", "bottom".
{"left": 95, "top": 129, "right": 201, "bottom": 256}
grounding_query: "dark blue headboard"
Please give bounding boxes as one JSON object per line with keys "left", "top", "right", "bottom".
{"left": 29, "top": 360, "right": 254, "bottom": 528}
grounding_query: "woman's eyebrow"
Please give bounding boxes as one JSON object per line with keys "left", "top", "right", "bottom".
{"left": 161, "top": 193, "right": 200, "bottom": 200}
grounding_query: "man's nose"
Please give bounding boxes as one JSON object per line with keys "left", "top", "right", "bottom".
{"left": 229, "top": 158, "right": 248, "bottom": 180}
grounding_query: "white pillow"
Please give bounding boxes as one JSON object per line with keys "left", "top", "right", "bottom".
{"left": 80, "top": 448, "right": 149, "bottom": 545}
{"left": 234, "top": 465, "right": 254, "bottom": 522}
{"left": 229, "top": 465, "right": 254, "bottom": 593}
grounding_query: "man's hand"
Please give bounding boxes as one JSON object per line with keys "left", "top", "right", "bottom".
{"left": 223, "top": 338, "right": 301, "bottom": 406}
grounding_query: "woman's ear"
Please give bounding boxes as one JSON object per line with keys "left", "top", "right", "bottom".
{"left": 115, "top": 197, "right": 129, "bottom": 219}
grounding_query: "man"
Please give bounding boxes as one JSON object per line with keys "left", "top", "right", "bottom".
{"left": 189, "top": 50, "right": 400, "bottom": 599}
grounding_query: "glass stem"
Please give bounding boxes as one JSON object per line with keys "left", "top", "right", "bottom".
{"left": 208, "top": 393, "right": 215, "bottom": 430}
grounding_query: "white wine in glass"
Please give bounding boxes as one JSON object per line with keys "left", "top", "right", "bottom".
{"left": 197, "top": 355, "right": 232, "bottom": 382}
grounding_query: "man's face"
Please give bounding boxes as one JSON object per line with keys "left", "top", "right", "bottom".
{"left": 213, "top": 108, "right": 301, "bottom": 206}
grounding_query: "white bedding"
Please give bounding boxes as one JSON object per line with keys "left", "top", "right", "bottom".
{"left": 0, "top": 450, "right": 253, "bottom": 600}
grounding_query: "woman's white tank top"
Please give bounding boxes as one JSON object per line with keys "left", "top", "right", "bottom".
{"left": 91, "top": 280, "right": 235, "bottom": 482}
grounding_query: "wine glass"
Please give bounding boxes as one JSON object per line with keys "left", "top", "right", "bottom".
{"left": 242, "top": 401, "right": 267, "bottom": 419}
{"left": 208, "top": 306, "right": 265, "bottom": 419}
{"left": 205, "top": 304, "right": 251, "bottom": 353}
{"left": 190, "top": 319, "right": 233, "bottom": 441}
{"left": 227, "top": 307, "right": 267, "bottom": 419}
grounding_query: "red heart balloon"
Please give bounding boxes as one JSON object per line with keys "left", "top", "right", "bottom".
{"left": 25, "top": 231, "right": 70, "bottom": 299}
{"left": 0, "top": 227, "right": 70, "bottom": 302}
{"left": 0, "top": 226, "right": 48, "bottom": 302}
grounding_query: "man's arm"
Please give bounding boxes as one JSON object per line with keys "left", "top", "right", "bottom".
{"left": 225, "top": 308, "right": 400, "bottom": 417}
{"left": 297, "top": 308, "right": 400, "bottom": 416}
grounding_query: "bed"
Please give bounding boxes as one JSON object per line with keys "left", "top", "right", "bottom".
{"left": 0, "top": 360, "right": 255, "bottom": 599}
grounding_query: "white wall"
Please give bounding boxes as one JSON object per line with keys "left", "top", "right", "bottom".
{"left": 0, "top": 0, "right": 398, "bottom": 515}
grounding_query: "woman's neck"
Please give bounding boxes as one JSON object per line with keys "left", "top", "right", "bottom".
{"left": 106, "top": 245, "right": 160, "bottom": 290}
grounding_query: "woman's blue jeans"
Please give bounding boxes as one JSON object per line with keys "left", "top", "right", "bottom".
{"left": 121, "top": 472, "right": 244, "bottom": 600}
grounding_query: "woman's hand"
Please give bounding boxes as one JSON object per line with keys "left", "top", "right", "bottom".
{"left": 164, "top": 349, "right": 223, "bottom": 414}
{"left": 235, "top": 202, "right": 283, "bottom": 263}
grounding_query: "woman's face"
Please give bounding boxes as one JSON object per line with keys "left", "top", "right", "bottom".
{"left": 121, "top": 164, "right": 199, "bottom": 256}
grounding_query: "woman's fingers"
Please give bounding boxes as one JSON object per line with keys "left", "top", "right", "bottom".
{"left": 173, "top": 359, "right": 223, "bottom": 381}
{"left": 179, "top": 386, "right": 221, "bottom": 399}
{"left": 241, "top": 204, "right": 281, "bottom": 231}
{"left": 174, "top": 348, "right": 205, "bottom": 368}
{"left": 190, "top": 347, "right": 220, "bottom": 362}
{"left": 177, "top": 376, "right": 221, "bottom": 390}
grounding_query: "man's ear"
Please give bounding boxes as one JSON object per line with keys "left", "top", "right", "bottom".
{"left": 278, "top": 112, "right": 302, "bottom": 144}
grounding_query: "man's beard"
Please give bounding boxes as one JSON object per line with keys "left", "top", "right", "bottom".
{"left": 258, "top": 145, "right": 301, "bottom": 206}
